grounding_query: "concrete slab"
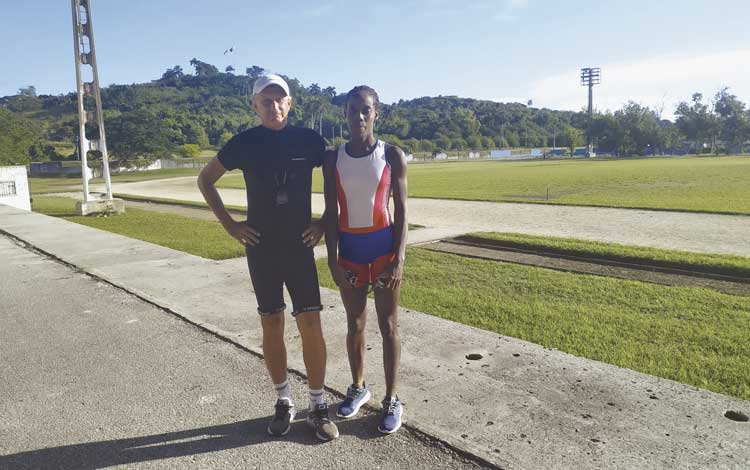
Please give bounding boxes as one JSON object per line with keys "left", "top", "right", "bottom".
{"left": 76, "top": 197, "right": 126, "bottom": 216}
{"left": 2, "top": 205, "right": 748, "bottom": 470}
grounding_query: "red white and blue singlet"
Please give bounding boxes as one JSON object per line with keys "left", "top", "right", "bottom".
{"left": 335, "top": 140, "right": 395, "bottom": 287}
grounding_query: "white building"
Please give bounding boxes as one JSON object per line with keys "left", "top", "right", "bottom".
{"left": 0, "top": 166, "right": 31, "bottom": 211}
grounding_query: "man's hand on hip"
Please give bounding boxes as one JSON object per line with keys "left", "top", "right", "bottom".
{"left": 225, "top": 220, "right": 260, "bottom": 246}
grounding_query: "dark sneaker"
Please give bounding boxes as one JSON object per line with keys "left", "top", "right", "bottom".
{"left": 378, "top": 396, "right": 403, "bottom": 434}
{"left": 337, "top": 384, "right": 371, "bottom": 418}
{"left": 267, "top": 399, "right": 295, "bottom": 436}
{"left": 306, "top": 403, "right": 339, "bottom": 441}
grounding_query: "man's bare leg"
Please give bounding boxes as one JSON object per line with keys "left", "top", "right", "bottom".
{"left": 261, "top": 313, "right": 287, "bottom": 384}
{"left": 295, "top": 310, "right": 326, "bottom": 390}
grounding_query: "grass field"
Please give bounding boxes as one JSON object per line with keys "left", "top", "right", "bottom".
{"left": 316, "top": 249, "right": 750, "bottom": 400}
{"left": 215, "top": 155, "right": 750, "bottom": 214}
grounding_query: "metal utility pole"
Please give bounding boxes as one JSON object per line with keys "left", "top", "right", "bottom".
{"left": 71, "top": 0, "right": 123, "bottom": 214}
{"left": 580, "top": 67, "right": 601, "bottom": 157}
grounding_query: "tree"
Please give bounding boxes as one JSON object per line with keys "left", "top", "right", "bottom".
{"left": 225, "top": 65, "right": 235, "bottom": 74}
{"left": 451, "top": 137, "right": 467, "bottom": 150}
{"left": 613, "top": 102, "right": 662, "bottom": 155}
{"left": 0, "top": 109, "right": 40, "bottom": 165}
{"left": 379, "top": 114, "right": 410, "bottom": 138}
{"left": 402, "top": 138, "right": 420, "bottom": 154}
{"left": 28, "top": 141, "right": 60, "bottom": 162}
{"left": 17, "top": 85, "right": 37, "bottom": 97}
{"left": 563, "top": 126, "right": 583, "bottom": 154}
{"left": 159, "top": 65, "right": 184, "bottom": 84}
{"left": 675, "top": 92, "right": 718, "bottom": 153}
{"left": 419, "top": 139, "right": 435, "bottom": 153}
{"left": 178, "top": 144, "right": 201, "bottom": 159}
{"left": 189, "top": 58, "right": 219, "bottom": 77}
{"left": 107, "top": 110, "right": 179, "bottom": 159}
{"left": 467, "top": 134, "right": 483, "bottom": 149}
{"left": 713, "top": 87, "right": 749, "bottom": 154}
{"left": 435, "top": 134, "right": 451, "bottom": 152}
{"left": 218, "top": 131, "right": 234, "bottom": 147}
{"left": 181, "top": 121, "right": 209, "bottom": 147}
{"left": 245, "top": 65, "right": 265, "bottom": 79}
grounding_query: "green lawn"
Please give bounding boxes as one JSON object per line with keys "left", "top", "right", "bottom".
{"left": 217, "top": 156, "right": 750, "bottom": 214}
{"left": 31, "top": 196, "right": 244, "bottom": 260}
{"left": 317, "top": 249, "right": 750, "bottom": 400}
{"left": 464, "top": 232, "right": 750, "bottom": 279}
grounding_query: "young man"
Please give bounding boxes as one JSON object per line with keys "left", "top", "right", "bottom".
{"left": 197, "top": 74, "right": 338, "bottom": 441}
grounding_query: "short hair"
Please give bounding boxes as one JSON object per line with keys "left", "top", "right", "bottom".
{"left": 345, "top": 85, "right": 380, "bottom": 109}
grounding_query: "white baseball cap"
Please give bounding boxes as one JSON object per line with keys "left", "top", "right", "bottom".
{"left": 252, "top": 74, "right": 290, "bottom": 97}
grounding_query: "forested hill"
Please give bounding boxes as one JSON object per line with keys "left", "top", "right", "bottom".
{"left": 2, "top": 60, "right": 746, "bottom": 165}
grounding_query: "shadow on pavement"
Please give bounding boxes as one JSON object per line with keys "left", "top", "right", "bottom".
{"left": 1, "top": 414, "right": 390, "bottom": 470}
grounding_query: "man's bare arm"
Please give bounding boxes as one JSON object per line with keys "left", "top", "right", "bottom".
{"left": 197, "top": 158, "right": 259, "bottom": 245}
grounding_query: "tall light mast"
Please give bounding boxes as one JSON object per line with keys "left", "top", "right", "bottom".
{"left": 71, "top": 0, "right": 123, "bottom": 214}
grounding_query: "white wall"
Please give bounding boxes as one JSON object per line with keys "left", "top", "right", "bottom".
{"left": 0, "top": 166, "right": 31, "bottom": 211}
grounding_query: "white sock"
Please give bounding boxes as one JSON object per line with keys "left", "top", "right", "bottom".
{"left": 309, "top": 387, "right": 325, "bottom": 409}
{"left": 274, "top": 379, "right": 293, "bottom": 405}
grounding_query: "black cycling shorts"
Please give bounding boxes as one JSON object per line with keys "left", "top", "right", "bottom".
{"left": 246, "top": 245, "right": 322, "bottom": 317}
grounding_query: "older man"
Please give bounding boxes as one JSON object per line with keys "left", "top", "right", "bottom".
{"left": 198, "top": 74, "right": 338, "bottom": 441}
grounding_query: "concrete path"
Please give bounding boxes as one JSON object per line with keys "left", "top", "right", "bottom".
{"left": 2, "top": 205, "right": 748, "bottom": 470}
{"left": 94, "top": 177, "right": 750, "bottom": 257}
{"left": 0, "top": 235, "right": 480, "bottom": 470}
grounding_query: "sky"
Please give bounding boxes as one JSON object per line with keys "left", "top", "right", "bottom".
{"left": 3, "top": 0, "right": 750, "bottom": 120}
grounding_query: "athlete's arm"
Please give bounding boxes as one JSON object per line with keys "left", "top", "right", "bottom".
{"left": 322, "top": 149, "right": 350, "bottom": 288}
{"left": 383, "top": 144, "right": 409, "bottom": 289}
{"left": 198, "top": 157, "right": 260, "bottom": 245}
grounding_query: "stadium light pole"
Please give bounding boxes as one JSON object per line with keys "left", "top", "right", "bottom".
{"left": 71, "top": 0, "right": 124, "bottom": 215}
{"left": 580, "top": 67, "right": 601, "bottom": 157}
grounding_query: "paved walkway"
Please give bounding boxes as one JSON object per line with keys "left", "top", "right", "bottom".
{"left": 0, "top": 235, "right": 479, "bottom": 470}
{"left": 2, "top": 204, "right": 748, "bottom": 470}
{"left": 95, "top": 177, "right": 750, "bottom": 257}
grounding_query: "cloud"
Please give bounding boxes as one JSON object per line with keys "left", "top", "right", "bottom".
{"left": 527, "top": 49, "right": 750, "bottom": 120}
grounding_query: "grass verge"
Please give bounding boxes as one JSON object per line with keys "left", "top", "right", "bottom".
{"left": 32, "top": 196, "right": 244, "bottom": 260}
{"left": 316, "top": 248, "right": 750, "bottom": 400}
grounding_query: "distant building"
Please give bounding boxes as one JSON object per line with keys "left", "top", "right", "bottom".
{"left": 0, "top": 166, "right": 31, "bottom": 211}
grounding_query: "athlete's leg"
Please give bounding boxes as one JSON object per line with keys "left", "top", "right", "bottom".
{"left": 373, "top": 255, "right": 401, "bottom": 398}
{"left": 260, "top": 312, "right": 288, "bottom": 384}
{"left": 294, "top": 310, "right": 326, "bottom": 390}
{"left": 286, "top": 248, "right": 327, "bottom": 391}
{"left": 247, "top": 248, "right": 289, "bottom": 387}
{"left": 340, "top": 285, "right": 369, "bottom": 387}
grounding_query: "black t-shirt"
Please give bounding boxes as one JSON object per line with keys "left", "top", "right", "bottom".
{"left": 217, "top": 125, "right": 325, "bottom": 249}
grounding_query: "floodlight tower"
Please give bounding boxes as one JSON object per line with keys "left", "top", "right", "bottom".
{"left": 71, "top": 0, "right": 123, "bottom": 215}
{"left": 580, "top": 67, "right": 601, "bottom": 157}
